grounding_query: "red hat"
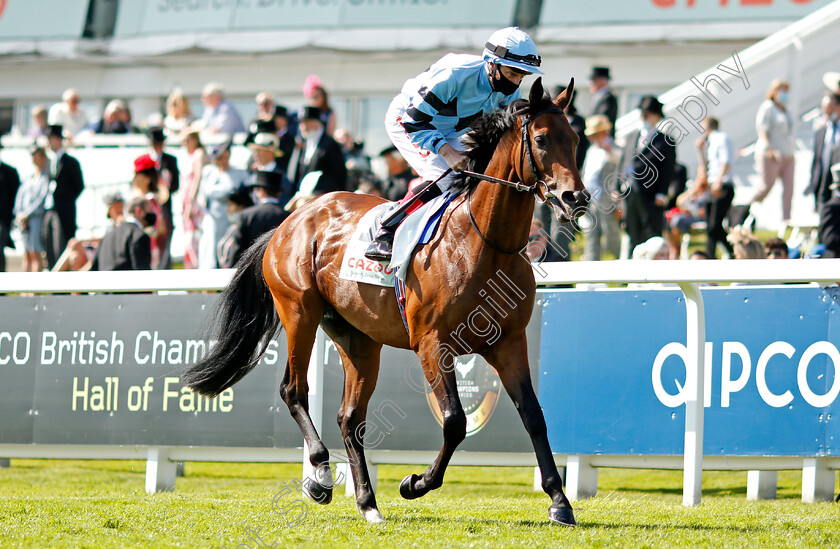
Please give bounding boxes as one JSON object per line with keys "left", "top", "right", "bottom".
{"left": 134, "top": 154, "right": 158, "bottom": 173}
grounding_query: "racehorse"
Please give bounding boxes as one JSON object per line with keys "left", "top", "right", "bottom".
{"left": 183, "top": 77, "right": 587, "bottom": 526}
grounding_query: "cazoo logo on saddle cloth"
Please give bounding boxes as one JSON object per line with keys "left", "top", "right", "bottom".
{"left": 425, "top": 354, "right": 502, "bottom": 437}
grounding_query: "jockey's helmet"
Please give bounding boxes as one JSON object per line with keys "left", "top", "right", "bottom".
{"left": 483, "top": 27, "right": 543, "bottom": 75}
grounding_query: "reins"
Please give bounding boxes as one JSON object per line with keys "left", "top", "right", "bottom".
{"left": 461, "top": 104, "right": 563, "bottom": 254}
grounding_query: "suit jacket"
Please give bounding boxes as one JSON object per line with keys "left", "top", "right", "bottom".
{"left": 221, "top": 200, "right": 289, "bottom": 267}
{"left": 293, "top": 133, "right": 348, "bottom": 195}
{"left": 568, "top": 112, "right": 589, "bottom": 171}
{"left": 52, "top": 151, "right": 85, "bottom": 232}
{"left": 0, "top": 162, "right": 21, "bottom": 248}
{"left": 807, "top": 123, "right": 840, "bottom": 207}
{"left": 592, "top": 90, "right": 618, "bottom": 135}
{"left": 618, "top": 129, "right": 677, "bottom": 202}
{"left": 89, "top": 221, "right": 151, "bottom": 271}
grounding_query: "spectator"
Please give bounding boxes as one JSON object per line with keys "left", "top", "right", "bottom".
{"left": 805, "top": 92, "right": 840, "bottom": 211}
{"left": 42, "top": 124, "right": 85, "bottom": 269}
{"left": 252, "top": 92, "right": 275, "bottom": 124}
{"left": 696, "top": 117, "right": 735, "bottom": 259}
{"left": 13, "top": 146, "right": 50, "bottom": 272}
{"left": 589, "top": 66, "right": 618, "bottom": 135}
{"left": 819, "top": 181, "right": 840, "bottom": 258}
{"left": 355, "top": 178, "right": 384, "bottom": 198}
{"left": 48, "top": 88, "right": 88, "bottom": 138}
{"left": 556, "top": 84, "right": 588, "bottom": 170}
{"left": 527, "top": 218, "right": 567, "bottom": 262}
{"left": 180, "top": 124, "right": 210, "bottom": 269}
{"left": 130, "top": 154, "right": 167, "bottom": 269}
{"left": 580, "top": 114, "right": 621, "bottom": 261}
{"left": 86, "top": 99, "right": 132, "bottom": 134}
{"left": 164, "top": 87, "right": 194, "bottom": 136}
{"left": 618, "top": 96, "right": 676, "bottom": 254}
{"left": 247, "top": 126, "right": 293, "bottom": 205}
{"left": 291, "top": 106, "right": 347, "bottom": 197}
{"left": 764, "top": 236, "right": 789, "bottom": 259}
{"left": 750, "top": 79, "right": 796, "bottom": 222}
{"left": 218, "top": 171, "right": 289, "bottom": 268}
{"left": 663, "top": 177, "right": 709, "bottom": 260}
{"left": 335, "top": 128, "right": 371, "bottom": 172}
{"left": 303, "top": 75, "right": 337, "bottom": 136}
{"left": 198, "top": 136, "right": 247, "bottom": 269}
{"left": 146, "top": 126, "right": 180, "bottom": 268}
{"left": 200, "top": 83, "right": 246, "bottom": 134}
{"left": 89, "top": 195, "right": 154, "bottom": 271}
{"left": 216, "top": 185, "right": 254, "bottom": 266}
{"left": 0, "top": 132, "right": 21, "bottom": 272}
{"left": 273, "top": 105, "right": 297, "bottom": 172}
{"left": 727, "top": 226, "right": 764, "bottom": 259}
{"left": 51, "top": 192, "right": 117, "bottom": 272}
{"left": 28, "top": 105, "right": 48, "bottom": 139}
{"left": 379, "top": 145, "right": 416, "bottom": 201}
{"left": 103, "top": 192, "right": 125, "bottom": 227}
{"left": 632, "top": 235, "right": 670, "bottom": 261}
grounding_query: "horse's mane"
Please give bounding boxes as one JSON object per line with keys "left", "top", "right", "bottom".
{"left": 454, "top": 87, "right": 556, "bottom": 191}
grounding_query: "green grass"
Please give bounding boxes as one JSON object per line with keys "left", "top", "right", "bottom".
{"left": 2, "top": 460, "right": 839, "bottom": 548}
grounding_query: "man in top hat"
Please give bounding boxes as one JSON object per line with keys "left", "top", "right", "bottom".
{"left": 379, "top": 145, "right": 416, "bottom": 201}
{"left": 248, "top": 125, "right": 293, "bottom": 205}
{"left": 89, "top": 195, "right": 155, "bottom": 272}
{"left": 0, "top": 131, "right": 21, "bottom": 271}
{"left": 617, "top": 96, "right": 676, "bottom": 254}
{"left": 220, "top": 170, "right": 290, "bottom": 267}
{"left": 589, "top": 66, "right": 618, "bottom": 136}
{"left": 146, "top": 126, "right": 179, "bottom": 268}
{"left": 291, "top": 106, "right": 347, "bottom": 196}
{"left": 273, "top": 105, "right": 297, "bottom": 169}
{"left": 42, "top": 124, "right": 85, "bottom": 269}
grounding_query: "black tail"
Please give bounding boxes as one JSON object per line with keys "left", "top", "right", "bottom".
{"left": 182, "top": 232, "right": 281, "bottom": 397}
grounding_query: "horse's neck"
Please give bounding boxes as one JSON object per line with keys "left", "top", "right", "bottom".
{"left": 467, "top": 132, "right": 534, "bottom": 256}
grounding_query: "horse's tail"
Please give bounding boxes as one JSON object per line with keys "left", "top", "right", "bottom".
{"left": 182, "top": 231, "right": 281, "bottom": 397}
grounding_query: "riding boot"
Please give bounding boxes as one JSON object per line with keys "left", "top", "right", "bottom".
{"left": 364, "top": 208, "right": 408, "bottom": 261}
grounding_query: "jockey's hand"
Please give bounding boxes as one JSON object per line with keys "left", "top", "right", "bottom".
{"left": 439, "top": 144, "right": 467, "bottom": 171}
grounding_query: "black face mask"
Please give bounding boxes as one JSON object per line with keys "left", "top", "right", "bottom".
{"left": 143, "top": 211, "right": 157, "bottom": 227}
{"left": 490, "top": 65, "right": 520, "bottom": 96}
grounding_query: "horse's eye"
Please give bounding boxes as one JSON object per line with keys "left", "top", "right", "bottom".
{"left": 534, "top": 135, "right": 548, "bottom": 148}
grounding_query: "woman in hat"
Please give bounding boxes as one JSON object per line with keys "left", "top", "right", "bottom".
{"left": 180, "top": 123, "right": 210, "bottom": 269}
{"left": 13, "top": 146, "right": 50, "bottom": 272}
{"left": 164, "top": 87, "right": 194, "bottom": 136}
{"left": 751, "top": 79, "right": 795, "bottom": 222}
{"left": 198, "top": 136, "right": 247, "bottom": 269}
{"left": 303, "top": 75, "right": 337, "bottom": 136}
{"left": 130, "top": 154, "right": 166, "bottom": 268}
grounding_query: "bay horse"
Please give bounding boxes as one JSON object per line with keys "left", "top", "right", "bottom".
{"left": 183, "top": 77, "right": 586, "bottom": 526}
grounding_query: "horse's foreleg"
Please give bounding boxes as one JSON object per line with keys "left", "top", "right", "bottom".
{"left": 401, "top": 343, "right": 466, "bottom": 500}
{"left": 484, "top": 336, "right": 576, "bottom": 526}
{"left": 329, "top": 328, "right": 384, "bottom": 523}
{"left": 275, "top": 296, "right": 334, "bottom": 505}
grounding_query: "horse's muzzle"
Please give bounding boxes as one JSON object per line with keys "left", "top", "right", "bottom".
{"left": 552, "top": 190, "right": 589, "bottom": 222}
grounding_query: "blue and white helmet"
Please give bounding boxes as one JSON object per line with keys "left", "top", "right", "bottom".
{"left": 483, "top": 27, "right": 543, "bottom": 75}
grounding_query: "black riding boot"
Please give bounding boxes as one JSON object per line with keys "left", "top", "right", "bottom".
{"left": 364, "top": 209, "right": 408, "bottom": 261}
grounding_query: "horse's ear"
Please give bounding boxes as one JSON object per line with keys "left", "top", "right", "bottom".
{"left": 528, "top": 77, "right": 545, "bottom": 107}
{"left": 554, "top": 78, "right": 575, "bottom": 111}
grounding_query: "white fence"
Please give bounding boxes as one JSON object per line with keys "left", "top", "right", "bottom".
{"left": 1, "top": 260, "right": 839, "bottom": 504}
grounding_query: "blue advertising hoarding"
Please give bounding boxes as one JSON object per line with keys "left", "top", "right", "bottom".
{"left": 539, "top": 285, "right": 840, "bottom": 457}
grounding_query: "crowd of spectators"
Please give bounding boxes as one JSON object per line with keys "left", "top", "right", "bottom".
{"left": 1, "top": 67, "right": 839, "bottom": 274}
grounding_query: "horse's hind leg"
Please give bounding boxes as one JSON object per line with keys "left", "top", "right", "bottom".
{"left": 272, "top": 293, "right": 335, "bottom": 504}
{"left": 484, "top": 336, "right": 576, "bottom": 526}
{"left": 325, "top": 325, "right": 385, "bottom": 523}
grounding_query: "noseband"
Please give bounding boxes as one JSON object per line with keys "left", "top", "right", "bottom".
{"left": 463, "top": 105, "right": 564, "bottom": 255}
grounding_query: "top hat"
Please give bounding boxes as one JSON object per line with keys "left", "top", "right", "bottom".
{"left": 134, "top": 153, "right": 158, "bottom": 173}
{"left": 226, "top": 185, "right": 255, "bottom": 208}
{"left": 47, "top": 125, "right": 64, "bottom": 139}
{"left": 210, "top": 134, "right": 234, "bottom": 161}
{"left": 253, "top": 119, "right": 276, "bottom": 134}
{"left": 379, "top": 145, "right": 399, "bottom": 157}
{"left": 249, "top": 170, "right": 283, "bottom": 192}
{"left": 589, "top": 66, "right": 611, "bottom": 80}
{"left": 146, "top": 126, "right": 166, "bottom": 143}
{"left": 638, "top": 95, "right": 664, "bottom": 117}
{"left": 584, "top": 114, "right": 612, "bottom": 136}
{"left": 300, "top": 106, "right": 323, "bottom": 122}
{"left": 823, "top": 72, "right": 840, "bottom": 94}
{"left": 273, "top": 105, "right": 289, "bottom": 119}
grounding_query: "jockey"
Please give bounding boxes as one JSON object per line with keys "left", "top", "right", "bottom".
{"left": 364, "top": 26, "right": 543, "bottom": 261}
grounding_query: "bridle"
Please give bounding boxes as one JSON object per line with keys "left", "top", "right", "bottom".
{"left": 463, "top": 104, "right": 565, "bottom": 254}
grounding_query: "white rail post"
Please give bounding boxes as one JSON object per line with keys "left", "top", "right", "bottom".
{"left": 302, "top": 328, "right": 326, "bottom": 484}
{"left": 145, "top": 447, "right": 176, "bottom": 493}
{"left": 565, "top": 455, "right": 598, "bottom": 501}
{"left": 802, "top": 458, "right": 835, "bottom": 502}
{"left": 747, "top": 470, "right": 778, "bottom": 500}
{"left": 678, "top": 282, "right": 705, "bottom": 506}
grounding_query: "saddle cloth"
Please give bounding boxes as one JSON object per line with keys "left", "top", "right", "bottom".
{"left": 339, "top": 191, "right": 459, "bottom": 287}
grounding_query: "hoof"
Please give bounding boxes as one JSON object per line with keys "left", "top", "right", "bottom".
{"left": 302, "top": 477, "right": 333, "bottom": 505}
{"left": 399, "top": 473, "right": 424, "bottom": 500}
{"left": 549, "top": 506, "right": 576, "bottom": 526}
{"left": 359, "top": 508, "right": 385, "bottom": 524}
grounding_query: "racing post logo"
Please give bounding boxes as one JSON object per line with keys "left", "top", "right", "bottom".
{"left": 425, "top": 354, "right": 501, "bottom": 437}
